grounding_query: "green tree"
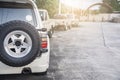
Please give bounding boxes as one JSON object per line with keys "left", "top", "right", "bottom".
{"left": 99, "top": 5, "right": 112, "bottom": 13}
{"left": 110, "top": 0, "right": 120, "bottom": 11}
{"left": 36, "top": 0, "right": 59, "bottom": 18}
{"left": 100, "top": 0, "right": 120, "bottom": 12}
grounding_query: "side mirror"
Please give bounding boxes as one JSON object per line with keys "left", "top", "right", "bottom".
{"left": 37, "top": 28, "right": 47, "bottom": 32}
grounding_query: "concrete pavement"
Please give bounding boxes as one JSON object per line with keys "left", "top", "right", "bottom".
{"left": 1, "top": 22, "right": 120, "bottom": 80}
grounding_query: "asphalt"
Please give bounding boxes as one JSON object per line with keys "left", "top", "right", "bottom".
{"left": 0, "top": 22, "right": 120, "bottom": 80}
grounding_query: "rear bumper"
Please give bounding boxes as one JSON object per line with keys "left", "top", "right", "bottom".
{"left": 0, "top": 52, "right": 50, "bottom": 74}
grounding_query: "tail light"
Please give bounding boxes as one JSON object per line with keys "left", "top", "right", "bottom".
{"left": 41, "top": 41, "right": 47, "bottom": 48}
{"left": 41, "top": 37, "right": 48, "bottom": 49}
{"left": 40, "top": 32, "right": 48, "bottom": 53}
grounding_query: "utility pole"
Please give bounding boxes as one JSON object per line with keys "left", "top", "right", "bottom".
{"left": 59, "top": 0, "right": 61, "bottom": 14}
{"left": 71, "top": 7, "right": 74, "bottom": 14}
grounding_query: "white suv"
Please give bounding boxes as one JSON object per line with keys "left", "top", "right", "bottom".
{"left": 0, "top": 0, "right": 50, "bottom": 74}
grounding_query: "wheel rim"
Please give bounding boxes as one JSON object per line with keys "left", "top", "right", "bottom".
{"left": 4, "top": 30, "right": 32, "bottom": 58}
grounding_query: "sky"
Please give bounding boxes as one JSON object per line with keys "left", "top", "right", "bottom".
{"left": 60, "top": 0, "right": 102, "bottom": 9}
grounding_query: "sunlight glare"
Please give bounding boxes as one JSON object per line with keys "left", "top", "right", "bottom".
{"left": 60, "top": 0, "right": 81, "bottom": 8}
{"left": 60, "top": 0, "right": 102, "bottom": 9}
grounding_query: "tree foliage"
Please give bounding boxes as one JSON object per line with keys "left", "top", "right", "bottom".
{"left": 36, "top": 0, "right": 59, "bottom": 18}
{"left": 100, "top": 0, "right": 120, "bottom": 13}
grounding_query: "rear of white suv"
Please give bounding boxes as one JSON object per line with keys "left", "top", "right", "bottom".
{"left": 0, "top": 0, "right": 50, "bottom": 74}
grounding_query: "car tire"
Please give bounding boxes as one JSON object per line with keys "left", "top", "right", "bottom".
{"left": 51, "top": 26, "right": 54, "bottom": 34}
{"left": 48, "top": 29, "right": 52, "bottom": 38}
{"left": 68, "top": 25, "right": 71, "bottom": 30}
{"left": 40, "top": 71, "right": 47, "bottom": 75}
{"left": 34, "top": 71, "right": 47, "bottom": 76}
{"left": 0, "top": 20, "right": 40, "bottom": 67}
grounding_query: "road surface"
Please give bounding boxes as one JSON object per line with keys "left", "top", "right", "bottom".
{"left": 1, "top": 22, "right": 120, "bottom": 80}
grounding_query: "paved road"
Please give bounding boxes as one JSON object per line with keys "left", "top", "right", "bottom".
{"left": 1, "top": 22, "right": 120, "bottom": 80}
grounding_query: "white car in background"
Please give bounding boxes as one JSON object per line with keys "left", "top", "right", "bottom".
{"left": 0, "top": 0, "right": 50, "bottom": 75}
{"left": 39, "top": 9, "right": 55, "bottom": 38}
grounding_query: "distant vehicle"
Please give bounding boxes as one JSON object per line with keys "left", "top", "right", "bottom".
{"left": 39, "top": 9, "right": 55, "bottom": 38}
{"left": 110, "top": 16, "right": 120, "bottom": 23}
{"left": 53, "top": 14, "right": 72, "bottom": 31}
{"left": 66, "top": 14, "right": 79, "bottom": 27}
{"left": 54, "top": 14, "right": 67, "bottom": 19}
{"left": 109, "top": 13, "right": 120, "bottom": 23}
{"left": 0, "top": 0, "right": 50, "bottom": 75}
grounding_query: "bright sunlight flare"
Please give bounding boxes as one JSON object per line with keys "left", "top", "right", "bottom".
{"left": 60, "top": 0, "right": 102, "bottom": 9}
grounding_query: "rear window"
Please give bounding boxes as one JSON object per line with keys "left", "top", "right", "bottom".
{"left": 0, "top": 2, "right": 36, "bottom": 26}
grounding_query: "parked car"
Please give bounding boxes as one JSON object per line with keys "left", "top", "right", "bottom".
{"left": 39, "top": 9, "right": 55, "bottom": 38}
{"left": 110, "top": 15, "right": 120, "bottom": 23}
{"left": 66, "top": 14, "right": 79, "bottom": 27}
{"left": 0, "top": 0, "right": 50, "bottom": 75}
{"left": 53, "top": 14, "right": 71, "bottom": 31}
